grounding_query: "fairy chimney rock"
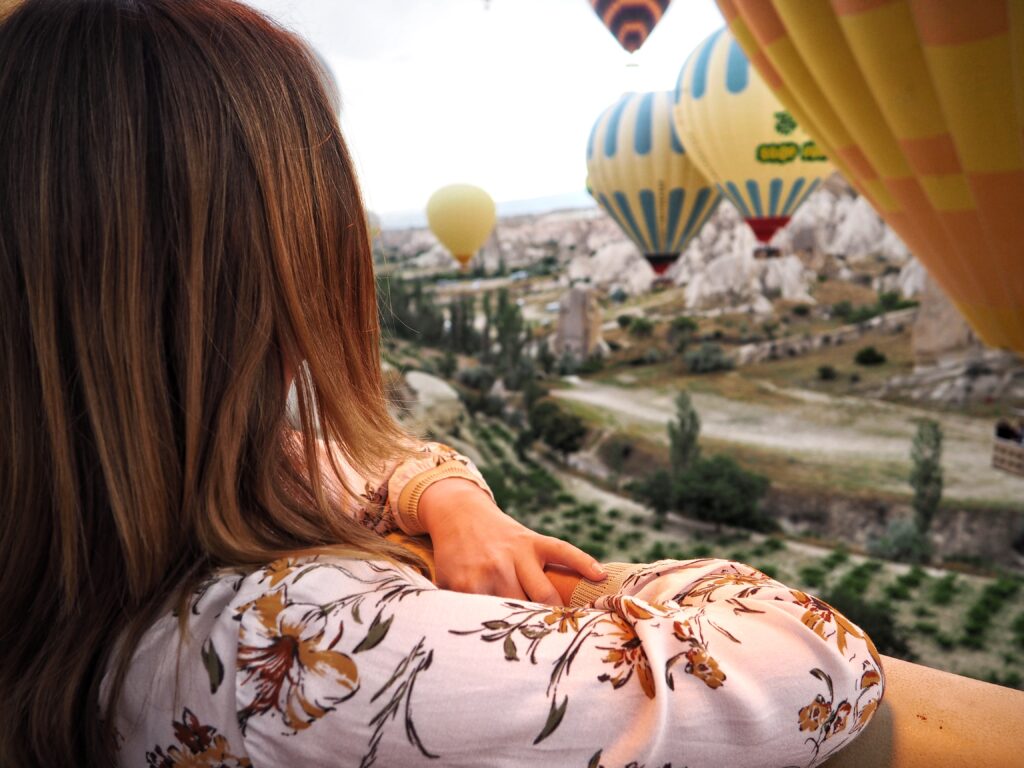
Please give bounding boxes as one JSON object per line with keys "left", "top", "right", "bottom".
{"left": 554, "top": 285, "right": 604, "bottom": 360}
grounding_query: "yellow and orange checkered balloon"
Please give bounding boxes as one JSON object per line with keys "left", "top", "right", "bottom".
{"left": 718, "top": 0, "right": 1024, "bottom": 354}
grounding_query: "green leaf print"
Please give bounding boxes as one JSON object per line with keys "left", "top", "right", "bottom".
{"left": 201, "top": 638, "right": 224, "bottom": 695}
{"left": 534, "top": 695, "right": 568, "bottom": 745}
{"left": 354, "top": 611, "right": 394, "bottom": 654}
{"left": 503, "top": 634, "right": 519, "bottom": 661}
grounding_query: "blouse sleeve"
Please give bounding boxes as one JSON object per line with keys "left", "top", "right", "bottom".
{"left": 315, "top": 437, "right": 494, "bottom": 537}
{"left": 231, "top": 556, "right": 884, "bottom": 768}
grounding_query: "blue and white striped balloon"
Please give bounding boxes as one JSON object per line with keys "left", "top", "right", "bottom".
{"left": 587, "top": 90, "right": 720, "bottom": 274}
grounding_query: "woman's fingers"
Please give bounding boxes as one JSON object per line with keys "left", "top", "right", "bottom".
{"left": 515, "top": 558, "right": 563, "bottom": 606}
{"left": 539, "top": 536, "right": 606, "bottom": 581}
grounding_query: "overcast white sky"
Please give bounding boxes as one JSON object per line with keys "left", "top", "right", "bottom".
{"left": 244, "top": 0, "right": 724, "bottom": 223}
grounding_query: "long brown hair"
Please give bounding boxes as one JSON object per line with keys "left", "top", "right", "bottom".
{"left": 0, "top": 1, "right": 420, "bottom": 763}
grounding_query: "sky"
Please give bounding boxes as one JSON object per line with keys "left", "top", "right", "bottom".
{"left": 244, "top": 0, "right": 726, "bottom": 226}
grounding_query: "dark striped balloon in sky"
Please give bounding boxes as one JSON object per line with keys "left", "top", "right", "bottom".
{"left": 590, "top": 0, "right": 671, "bottom": 53}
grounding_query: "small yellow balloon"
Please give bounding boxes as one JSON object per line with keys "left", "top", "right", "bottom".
{"left": 426, "top": 184, "right": 496, "bottom": 269}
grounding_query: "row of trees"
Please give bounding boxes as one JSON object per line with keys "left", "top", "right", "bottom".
{"left": 379, "top": 275, "right": 533, "bottom": 389}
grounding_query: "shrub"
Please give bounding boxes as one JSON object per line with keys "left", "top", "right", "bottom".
{"left": 643, "top": 347, "right": 664, "bottom": 365}
{"left": 869, "top": 518, "right": 931, "bottom": 564}
{"left": 821, "top": 586, "right": 914, "bottom": 659}
{"left": 817, "top": 364, "right": 838, "bottom": 381}
{"left": 646, "top": 541, "right": 669, "bottom": 561}
{"left": 1012, "top": 612, "right": 1024, "bottom": 649}
{"left": 627, "top": 469, "right": 674, "bottom": 526}
{"left": 628, "top": 317, "right": 654, "bottom": 337}
{"left": 836, "top": 561, "right": 877, "bottom": 594}
{"left": 819, "top": 546, "right": 849, "bottom": 570}
{"left": 884, "top": 581, "right": 911, "bottom": 601}
{"left": 854, "top": 346, "right": 887, "bottom": 366}
{"left": 673, "top": 455, "right": 773, "bottom": 531}
{"left": 578, "top": 352, "right": 605, "bottom": 374}
{"left": 799, "top": 565, "right": 827, "bottom": 588}
{"left": 527, "top": 400, "right": 587, "bottom": 458}
{"left": 670, "top": 316, "right": 699, "bottom": 335}
{"left": 832, "top": 300, "right": 853, "bottom": 320}
{"left": 930, "top": 573, "right": 959, "bottom": 605}
{"left": 580, "top": 540, "right": 608, "bottom": 560}
{"left": 617, "top": 314, "right": 633, "bottom": 329}
{"left": 457, "top": 365, "right": 496, "bottom": 392}
{"left": 669, "top": 316, "right": 699, "bottom": 350}
{"left": 684, "top": 342, "right": 734, "bottom": 374}
{"left": 792, "top": 304, "right": 811, "bottom": 317}
{"left": 959, "top": 576, "right": 1021, "bottom": 648}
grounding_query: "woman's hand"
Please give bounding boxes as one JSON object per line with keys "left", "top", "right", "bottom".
{"left": 417, "top": 477, "right": 605, "bottom": 605}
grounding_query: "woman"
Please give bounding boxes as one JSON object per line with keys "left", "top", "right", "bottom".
{"left": 0, "top": 2, "right": 883, "bottom": 766}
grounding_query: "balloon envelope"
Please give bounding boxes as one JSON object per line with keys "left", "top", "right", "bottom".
{"left": 587, "top": 91, "right": 721, "bottom": 274}
{"left": 426, "top": 184, "right": 496, "bottom": 268}
{"left": 673, "top": 27, "right": 833, "bottom": 245}
{"left": 717, "top": 0, "right": 1024, "bottom": 354}
{"left": 590, "top": 0, "right": 671, "bottom": 53}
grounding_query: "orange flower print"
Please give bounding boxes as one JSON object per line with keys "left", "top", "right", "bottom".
{"left": 597, "top": 614, "right": 656, "bottom": 699}
{"left": 856, "top": 698, "right": 879, "bottom": 730}
{"left": 262, "top": 558, "right": 302, "bottom": 588}
{"left": 825, "top": 702, "right": 852, "bottom": 739}
{"left": 685, "top": 647, "right": 726, "bottom": 689}
{"left": 236, "top": 588, "right": 358, "bottom": 733}
{"left": 798, "top": 694, "right": 832, "bottom": 732}
{"left": 543, "top": 607, "right": 587, "bottom": 633}
{"left": 860, "top": 668, "right": 881, "bottom": 690}
{"left": 145, "top": 708, "right": 251, "bottom": 767}
{"left": 790, "top": 590, "right": 865, "bottom": 655}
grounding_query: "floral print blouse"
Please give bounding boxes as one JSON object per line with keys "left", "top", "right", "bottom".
{"left": 106, "top": 443, "right": 884, "bottom": 768}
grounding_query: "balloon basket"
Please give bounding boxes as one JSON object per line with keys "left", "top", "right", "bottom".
{"left": 753, "top": 246, "right": 781, "bottom": 260}
{"left": 992, "top": 437, "right": 1024, "bottom": 477}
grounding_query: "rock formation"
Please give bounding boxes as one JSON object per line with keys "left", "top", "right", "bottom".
{"left": 553, "top": 285, "right": 605, "bottom": 360}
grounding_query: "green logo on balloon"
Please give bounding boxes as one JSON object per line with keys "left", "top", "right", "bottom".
{"left": 774, "top": 110, "right": 797, "bottom": 135}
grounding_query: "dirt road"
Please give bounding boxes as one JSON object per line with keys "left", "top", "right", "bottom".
{"left": 553, "top": 377, "right": 1023, "bottom": 506}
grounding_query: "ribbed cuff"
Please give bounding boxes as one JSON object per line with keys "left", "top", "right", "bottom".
{"left": 395, "top": 460, "right": 494, "bottom": 535}
{"left": 569, "top": 562, "right": 643, "bottom": 608}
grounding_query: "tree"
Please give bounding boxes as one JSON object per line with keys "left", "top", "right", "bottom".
{"left": 627, "top": 317, "right": 654, "bottom": 337}
{"left": 438, "top": 348, "right": 457, "bottom": 379}
{"left": 535, "top": 339, "right": 555, "bottom": 375}
{"left": 626, "top": 469, "right": 674, "bottom": 529}
{"left": 668, "top": 391, "right": 700, "bottom": 472}
{"left": 910, "top": 419, "right": 943, "bottom": 535}
{"left": 668, "top": 316, "right": 698, "bottom": 351}
{"left": 528, "top": 400, "right": 586, "bottom": 459}
{"left": 683, "top": 342, "right": 734, "bottom": 373}
{"left": 821, "top": 586, "right": 913, "bottom": 659}
{"left": 673, "top": 455, "right": 771, "bottom": 531}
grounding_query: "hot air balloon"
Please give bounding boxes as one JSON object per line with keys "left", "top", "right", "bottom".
{"left": 589, "top": 0, "right": 671, "bottom": 54}
{"left": 587, "top": 90, "right": 721, "bottom": 274}
{"left": 673, "top": 27, "right": 833, "bottom": 256}
{"left": 716, "top": 0, "right": 1024, "bottom": 354}
{"left": 426, "top": 184, "right": 496, "bottom": 270}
